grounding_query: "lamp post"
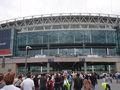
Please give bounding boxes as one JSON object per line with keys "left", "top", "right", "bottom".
{"left": 25, "top": 46, "right": 32, "bottom": 73}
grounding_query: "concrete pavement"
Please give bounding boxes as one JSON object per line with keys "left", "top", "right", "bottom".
{"left": 95, "top": 79, "right": 120, "bottom": 90}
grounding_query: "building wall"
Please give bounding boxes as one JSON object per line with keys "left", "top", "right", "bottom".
{"left": 17, "top": 30, "right": 116, "bottom": 56}
{"left": 0, "top": 63, "right": 17, "bottom": 74}
{"left": 116, "top": 26, "right": 120, "bottom": 55}
{"left": 116, "top": 62, "right": 120, "bottom": 72}
{"left": 0, "top": 56, "right": 120, "bottom": 74}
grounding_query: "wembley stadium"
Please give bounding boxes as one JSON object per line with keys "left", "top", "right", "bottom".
{"left": 0, "top": 13, "right": 120, "bottom": 74}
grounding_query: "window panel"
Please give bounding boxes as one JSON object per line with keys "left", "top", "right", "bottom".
{"left": 93, "top": 48, "right": 106, "bottom": 55}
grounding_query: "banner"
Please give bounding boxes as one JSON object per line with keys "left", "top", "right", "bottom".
{"left": 0, "top": 29, "right": 11, "bottom": 55}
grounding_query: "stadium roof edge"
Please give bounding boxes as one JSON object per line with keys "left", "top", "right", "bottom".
{"left": 0, "top": 13, "right": 120, "bottom": 25}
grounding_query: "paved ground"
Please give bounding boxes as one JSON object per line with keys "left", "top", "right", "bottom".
{"left": 15, "top": 78, "right": 120, "bottom": 90}
{"left": 72, "top": 79, "right": 120, "bottom": 90}
{"left": 95, "top": 79, "right": 120, "bottom": 90}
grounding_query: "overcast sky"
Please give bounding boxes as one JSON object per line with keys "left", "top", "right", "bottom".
{"left": 0, "top": 0, "right": 120, "bottom": 21}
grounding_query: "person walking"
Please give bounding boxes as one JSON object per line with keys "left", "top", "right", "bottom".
{"left": 33, "top": 73, "right": 40, "bottom": 90}
{"left": 73, "top": 73, "right": 83, "bottom": 90}
{"left": 90, "top": 72, "right": 97, "bottom": 90}
{"left": 63, "top": 75, "right": 70, "bottom": 90}
{"left": 46, "top": 76, "right": 54, "bottom": 90}
{"left": 68, "top": 74, "right": 72, "bottom": 90}
{"left": 54, "top": 73, "right": 61, "bottom": 90}
{"left": 83, "top": 75, "right": 92, "bottom": 90}
{"left": 59, "top": 74, "right": 64, "bottom": 90}
{"left": 0, "top": 72, "right": 20, "bottom": 90}
{"left": 21, "top": 72, "right": 35, "bottom": 90}
{"left": 39, "top": 73, "right": 47, "bottom": 90}
{"left": 14, "top": 74, "right": 23, "bottom": 88}
{"left": 103, "top": 74, "right": 111, "bottom": 90}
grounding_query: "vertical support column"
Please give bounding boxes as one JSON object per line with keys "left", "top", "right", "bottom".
{"left": 105, "top": 65, "right": 107, "bottom": 71}
{"left": 109, "top": 65, "right": 111, "bottom": 73}
{"left": 47, "top": 62, "right": 50, "bottom": 73}
{"left": 90, "top": 48, "right": 93, "bottom": 55}
{"left": 28, "top": 66, "right": 30, "bottom": 72}
{"left": 41, "top": 66, "right": 43, "bottom": 73}
{"left": 41, "top": 49, "right": 43, "bottom": 55}
{"left": 92, "top": 65, "right": 94, "bottom": 72}
{"left": 74, "top": 48, "right": 76, "bottom": 56}
{"left": 107, "top": 48, "right": 109, "bottom": 55}
{"left": 115, "top": 62, "right": 120, "bottom": 72}
{"left": 57, "top": 48, "right": 59, "bottom": 55}
{"left": 84, "top": 62, "right": 87, "bottom": 74}
{"left": 2, "top": 56, "right": 5, "bottom": 68}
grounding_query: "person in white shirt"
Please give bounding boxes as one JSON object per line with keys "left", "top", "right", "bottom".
{"left": 103, "top": 74, "right": 111, "bottom": 90}
{"left": 21, "top": 72, "right": 35, "bottom": 90}
{"left": 0, "top": 72, "right": 20, "bottom": 90}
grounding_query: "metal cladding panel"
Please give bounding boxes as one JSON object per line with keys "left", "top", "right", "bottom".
{"left": 0, "top": 29, "right": 11, "bottom": 55}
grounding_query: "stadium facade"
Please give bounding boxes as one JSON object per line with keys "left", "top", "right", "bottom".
{"left": 0, "top": 13, "right": 120, "bottom": 74}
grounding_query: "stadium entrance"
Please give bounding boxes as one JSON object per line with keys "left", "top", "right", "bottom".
{"left": 17, "top": 62, "right": 115, "bottom": 74}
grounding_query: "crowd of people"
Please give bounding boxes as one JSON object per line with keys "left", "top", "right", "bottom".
{"left": 0, "top": 71, "right": 120, "bottom": 90}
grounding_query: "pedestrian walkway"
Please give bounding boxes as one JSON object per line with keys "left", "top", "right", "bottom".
{"left": 95, "top": 79, "right": 120, "bottom": 90}
{"left": 72, "top": 79, "right": 120, "bottom": 90}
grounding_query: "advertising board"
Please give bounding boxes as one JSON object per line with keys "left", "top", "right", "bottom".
{"left": 0, "top": 29, "right": 11, "bottom": 55}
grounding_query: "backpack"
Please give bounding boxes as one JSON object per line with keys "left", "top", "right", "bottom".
{"left": 47, "top": 81, "right": 52, "bottom": 88}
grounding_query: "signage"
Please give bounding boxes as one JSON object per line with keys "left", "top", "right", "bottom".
{"left": 79, "top": 58, "right": 85, "bottom": 62}
{"left": 48, "top": 58, "right": 54, "bottom": 62}
{"left": 0, "top": 29, "right": 11, "bottom": 55}
{"left": 8, "top": 69, "right": 12, "bottom": 72}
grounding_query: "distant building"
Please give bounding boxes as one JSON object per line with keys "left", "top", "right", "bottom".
{"left": 0, "top": 13, "right": 120, "bottom": 74}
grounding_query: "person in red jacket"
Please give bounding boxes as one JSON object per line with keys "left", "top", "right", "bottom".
{"left": 46, "top": 76, "right": 54, "bottom": 90}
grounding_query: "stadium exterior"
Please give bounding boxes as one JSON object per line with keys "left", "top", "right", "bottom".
{"left": 0, "top": 13, "right": 120, "bottom": 74}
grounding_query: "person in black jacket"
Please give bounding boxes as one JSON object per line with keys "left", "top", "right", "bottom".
{"left": 40, "top": 73, "right": 47, "bottom": 90}
{"left": 90, "top": 72, "right": 97, "bottom": 90}
{"left": 33, "top": 73, "right": 40, "bottom": 90}
{"left": 54, "top": 73, "right": 61, "bottom": 90}
{"left": 73, "top": 73, "right": 83, "bottom": 90}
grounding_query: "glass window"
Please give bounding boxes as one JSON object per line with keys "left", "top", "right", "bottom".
{"left": 48, "top": 31, "right": 59, "bottom": 44}
{"left": 17, "top": 30, "right": 117, "bottom": 56}
{"left": 59, "top": 49, "right": 68, "bottom": 55}
{"left": 59, "top": 30, "right": 74, "bottom": 43}
{"left": 59, "top": 49, "right": 74, "bottom": 56}
{"left": 74, "top": 30, "right": 90, "bottom": 43}
{"left": 43, "top": 49, "right": 57, "bottom": 56}
{"left": 93, "top": 48, "right": 106, "bottom": 55}
{"left": 68, "top": 49, "right": 74, "bottom": 55}
{"left": 35, "top": 26, "right": 44, "bottom": 30}
{"left": 94, "top": 65, "right": 105, "bottom": 71}
{"left": 76, "top": 48, "right": 90, "bottom": 56}
{"left": 99, "top": 25, "right": 105, "bottom": 29}
{"left": 91, "top": 30, "right": 106, "bottom": 43}
{"left": 89, "top": 24, "right": 98, "bottom": 28}
{"left": 28, "top": 27, "right": 34, "bottom": 31}
{"left": 76, "top": 48, "right": 83, "bottom": 56}
{"left": 45, "top": 26, "right": 51, "bottom": 30}
{"left": 49, "top": 49, "right": 57, "bottom": 56}
{"left": 106, "top": 30, "right": 116, "bottom": 43}
{"left": 109, "top": 48, "right": 116, "bottom": 56}
{"left": 52, "top": 25, "right": 62, "bottom": 29}
{"left": 62, "top": 25, "right": 69, "bottom": 29}
{"left": 81, "top": 24, "right": 88, "bottom": 28}
{"left": 106, "top": 25, "right": 112, "bottom": 29}
{"left": 71, "top": 24, "right": 80, "bottom": 28}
